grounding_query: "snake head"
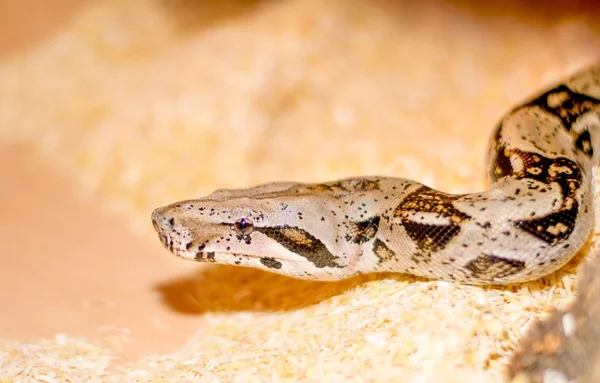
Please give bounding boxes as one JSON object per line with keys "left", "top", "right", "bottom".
{"left": 151, "top": 182, "right": 356, "bottom": 280}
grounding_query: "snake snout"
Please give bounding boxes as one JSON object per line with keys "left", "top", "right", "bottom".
{"left": 151, "top": 207, "right": 180, "bottom": 252}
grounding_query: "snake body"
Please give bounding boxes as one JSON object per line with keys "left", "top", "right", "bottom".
{"left": 152, "top": 64, "right": 600, "bottom": 285}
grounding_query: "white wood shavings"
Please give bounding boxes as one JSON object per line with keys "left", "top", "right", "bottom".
{"left": 561, "top": 313, "right": 576, "bottom": 337}
{"left": 542, "top": 369, "right": 571, "bottom": 383}
{"left": 0, "top": 336, "right": 113, "bottom": 382}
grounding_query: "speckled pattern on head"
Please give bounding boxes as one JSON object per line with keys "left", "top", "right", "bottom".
{"left": 152, "top": 64, "right": 600, "bottom": 285}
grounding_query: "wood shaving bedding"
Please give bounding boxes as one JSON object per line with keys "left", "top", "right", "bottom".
{"left": 1, "top": 0, "right": 600, "bottom": 381}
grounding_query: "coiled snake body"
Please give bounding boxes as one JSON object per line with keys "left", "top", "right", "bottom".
{"left": 152, "top": 64, "right": 600, "bottom": 285}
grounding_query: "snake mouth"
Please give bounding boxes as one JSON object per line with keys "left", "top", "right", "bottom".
{"left": 184, "top": 250, "right": 279, "bottom": 263}
{"left": 154, "top": 229, "right": 181, "bottom": 254}
{"left": 170, "top": 248, "right": 287, "bottom": 273}
{"left": 153, "top": 230, "right": 173, "bottom": 252}
{"left": 191, "top": 251, "right": 286, "bottom": 272}
{"left": 152, "top": 211, "right": 176, "bottom": 252}
{"left": 152, "top": 222, "right": 275, "bottom": 263}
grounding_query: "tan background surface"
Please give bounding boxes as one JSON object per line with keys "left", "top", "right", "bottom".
{"left": 0, "top": 0, "right": 211, "bottom": 361}
{"left": 0, "top": 143, "right": 205, "bottom": 360}
{"left": 1, "top": 0, "right": 600, "bottom": 381}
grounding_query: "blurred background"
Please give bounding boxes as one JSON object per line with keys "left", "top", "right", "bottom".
{"left": 0, "top": 0, "right": 92, "bottom": 56}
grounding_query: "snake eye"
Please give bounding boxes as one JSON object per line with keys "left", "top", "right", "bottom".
{"left": 233, "top": 218, "right": 254, "bottom": 236}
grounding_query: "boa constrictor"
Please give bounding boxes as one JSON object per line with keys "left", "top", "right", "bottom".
{"left": 152, "top": 64, "right": 600, "bottom": 285}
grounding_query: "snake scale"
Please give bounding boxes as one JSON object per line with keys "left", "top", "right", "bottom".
{"left": 152, "top": 64, "right": 600, "bottom": 285}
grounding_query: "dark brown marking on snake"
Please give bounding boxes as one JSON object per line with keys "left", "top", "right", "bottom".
{"left": 343, "top": 178, "right": 381, "bottom": 192}
{"left": 236, "top": 234, "right": 252, "bottom": 245}
{"left": 255, "top": 225, "right": 343, "bottom": 268}
{"left": 255, "top": 178, "right": 382, "bottom": 200}
{"left": 403, "top": 222, "right": 461, "bottom": 253}
{"left": 489, "top": 145, "right": 514, "bottom": 183}
{"left": 495, "top": 149, "right": 583, "bottom": 245}
{"left": 394, "top": 186, "right": 471, "bottom": 260}
{"left": 395, "top": 186, "right": 469, "bottom": 223}
{"left": 260, "top": 257, "right": 283, "bottom": 269}
{"left": 574, "top": 130, "right": 594, "bottom": 157}
{"left": 345, "top": 216, "right": 380, "bottom": 244}
{"left": 372, "top": 238, "right": 396, "bottom": 264}
{"left": 310, "top": 178, "right": 381, "bottom": 196}
{"left": 490, "top": 84, "right": 599, "bottom": 183}
{"left": 515, "top": 200, "right": 579, "bottom": 246}
{"left": 195, "top": 251, "right": 216, "bottom": 262}
{"left": 522, "top": 152, "right": 581, "bottom": 197}
{"left": 529, "top": 84, "right": 600, "bottom": 132}
{"left": 464, "top": 254, "right": 526, "bottom": 280}
{"left": 486, "top": 139, "right": 584, "bottom": 245}
{"left": 324, "top": 178, "right": 380, "bottom": 195}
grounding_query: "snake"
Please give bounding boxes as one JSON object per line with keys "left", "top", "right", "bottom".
{"left": 151, "top": 63, "right": 600, "bottom": 285}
